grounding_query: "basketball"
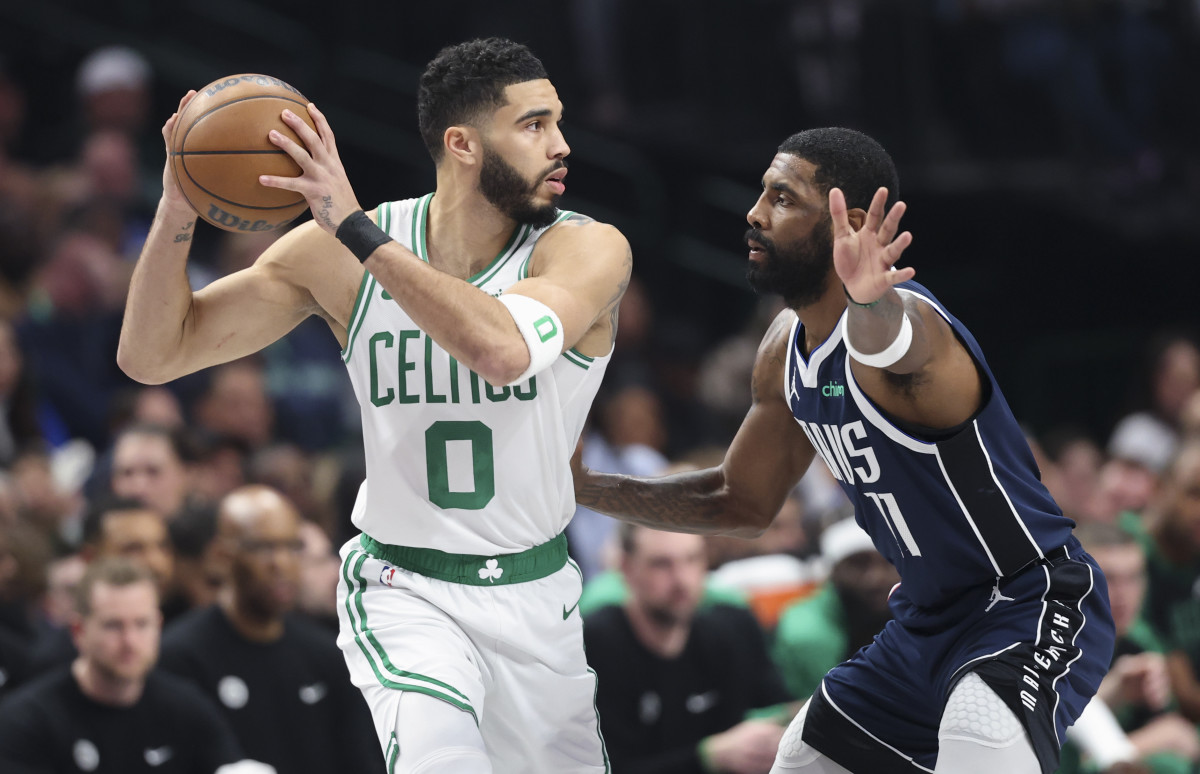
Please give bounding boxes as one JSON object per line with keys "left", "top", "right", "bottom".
{"left": 170, "top": 74, "right": 317, "bottom": 233}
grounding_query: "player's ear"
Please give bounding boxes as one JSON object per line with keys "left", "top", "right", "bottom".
{"left": 444, "top": 125, "right": 480, "bottom": 167}
{"left": 845, "top": 208, "right": 867, "bottom": 232}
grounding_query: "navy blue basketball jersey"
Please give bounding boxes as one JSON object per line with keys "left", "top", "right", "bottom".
{"left": 786, "top": 281, "right": 1074, "bottom": 622}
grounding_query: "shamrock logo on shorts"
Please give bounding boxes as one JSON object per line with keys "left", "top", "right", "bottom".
{"left": 478, "top": 559, "right": 504, "bottom": 583}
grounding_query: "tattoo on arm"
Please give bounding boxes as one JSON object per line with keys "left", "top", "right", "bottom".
{"left": 317, "top": 195, "right": 337, "bottom": 230}
{"left": 606, "top": 245, "right": 633, "bottom": 346}
{"left": 173, "top": 219, "right": 196, "bottom": 243}
{"left": 575, "top": 468, "right": 737, "bottom": 534}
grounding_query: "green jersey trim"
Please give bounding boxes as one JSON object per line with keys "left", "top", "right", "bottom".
{"left": 562, "top": 348, "right": 594, "bottom": 370}
{"left": 360, "top": 532, "right": 567, "bottom": 586}
{"left": 341, "top": 550, "right": 478, "bottom": 722}
{"left": 471, "top": 223, "right": 532, "bottom": 287}
{"left": 518, "top": 211, "right": 575, "bottom": 280}
{"left": 410, "top": 194, "right": 432, "bottom": 263}
{"left": 385, "top": 734, "right": 399, "bottom": 774}
{"left": 341, "top": 271, "right": 376, "bottom": 363}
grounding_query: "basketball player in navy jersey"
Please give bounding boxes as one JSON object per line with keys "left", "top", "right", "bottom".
{"left": 573, "top": 127, "right": 1115, "bottom": 773}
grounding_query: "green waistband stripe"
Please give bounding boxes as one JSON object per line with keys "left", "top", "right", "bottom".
{"left": 360, "top": 533, "right": 568, "bottom": 586}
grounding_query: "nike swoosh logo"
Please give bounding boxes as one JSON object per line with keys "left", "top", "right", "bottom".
{"left": 563, "top": 599, "right": 580, "bottom": 620}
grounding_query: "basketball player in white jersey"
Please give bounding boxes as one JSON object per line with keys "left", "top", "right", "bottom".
{"left": 118, "top": 38, "right": 630, "bottom": 774}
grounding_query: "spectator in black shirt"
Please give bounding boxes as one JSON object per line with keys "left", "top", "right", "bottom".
{"left": 584, "top": 523, "right": 796, "bottom": 774}
{"left": 0, "top": 557, "right": 249, "bottom": 774}
{"left": 159, "top": 485, "right": 383, "bottom": 774}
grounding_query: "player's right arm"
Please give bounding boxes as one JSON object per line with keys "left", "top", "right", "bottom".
{"left": 573, "top": 310, "right": 816, "bottom": 537}
{"left": 117, "top": 93, "right": 347, "bottom": 385}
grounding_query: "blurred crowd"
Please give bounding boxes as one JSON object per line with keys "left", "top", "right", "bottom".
{"left": 0, "top": 12, "right": 1197, "bottom": 772}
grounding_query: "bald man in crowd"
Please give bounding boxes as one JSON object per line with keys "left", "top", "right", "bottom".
{"left": 158, "top": 486, "right": 383, "bottom": 774}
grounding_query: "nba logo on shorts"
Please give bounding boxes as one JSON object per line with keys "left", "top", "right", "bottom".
{"left": 380, "top": 565, "right": 398, "bottom": 587}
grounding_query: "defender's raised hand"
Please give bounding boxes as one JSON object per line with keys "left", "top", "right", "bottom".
{"left": 831, "top": 186, "right": 914, "bottom": 305}
{"left": 260, "top": 103, "right": 362, "bottom": 234}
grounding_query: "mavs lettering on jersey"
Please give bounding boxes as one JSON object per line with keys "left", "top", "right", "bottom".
{"left": 787, "top": 281, "right": 1074, "bottom": 620}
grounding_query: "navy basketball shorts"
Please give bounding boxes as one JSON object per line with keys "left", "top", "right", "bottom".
{"left": 801, "top": 544, "right": 1115, "bottom": 774}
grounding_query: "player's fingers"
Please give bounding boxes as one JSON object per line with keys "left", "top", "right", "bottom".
{"left": 829, "top": 188, "right": 851, "bottom": 239}
{"left": 884, "top": 231, "right": 913, "bottom": 263}
{"left": 258, "top": 174, "right": 301, "bottom": 192}
{"left": 307, "top": 103, "right": 339, "bottom": 156}
{"left": 177, "top": 90, "right": 196, "bottom": 113}
{"left": 863, "top": 187, "right": 888, "bottom": 233}
{"left": 281, "top": 109, "right": 324, "bottom": 155}
{"left": 267, "top": 129, "right": 314, "bottom": 170}
{"left": 878, "top": 200, "right": 907, "bottom": 245}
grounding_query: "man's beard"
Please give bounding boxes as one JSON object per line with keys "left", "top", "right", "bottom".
{"left": 745, "top": 216, "right": 834, "bottom": 308}
{"left": 479, "top": 144, "right": 563, "bottom": 229}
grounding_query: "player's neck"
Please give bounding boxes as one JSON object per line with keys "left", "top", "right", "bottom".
{"left": 624, "top": 603, "right": 691, "bottom": 660}
{"left": 793, "top": 282, "right": 850, "bottom": 358}
{"left": 427, "top": 183, "right": 522, "bottom": 280}
{"left": 220, "top": 593, "right": 284, "bottom": 643}
{"left": 72, "top": 657, "right": 145, "bottom": 707}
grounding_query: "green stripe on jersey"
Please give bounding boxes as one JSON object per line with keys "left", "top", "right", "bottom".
{"left": 562, "top": 349, "right": 593, "bottom": 370}
{"left": 341, "top": 271, "right": 374, "bottom": 363}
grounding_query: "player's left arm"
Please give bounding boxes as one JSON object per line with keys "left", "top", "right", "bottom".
{"left": 832, "top": 186, "right": 982, "bottom": 428}
{"left": 262, "top": 103, "right": 630, "bottom": 387}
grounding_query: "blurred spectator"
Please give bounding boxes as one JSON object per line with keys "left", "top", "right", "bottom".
{"left": 169, "top": 503, "right": 224, "bottom": 612}
{"left": 39, "top": 552, "right": 87, "bottom": 630}
{"left": 0, "top": 558, "right": 249, "bottom": 774}
{"left": 18, "top": 230, "right": 131, "bottom": 448}
{"left": 1039, "top": 425, "right": 1105, "bottom": 522}
{"left": 248, "top": 443, "right": 331, "bottom": 532}
{"left": 295, "top": 520, "right": 339, "bottom": 631}
{"left": 11, "top": 448, "right": 85, "bottom": 550}
{"left": 1113, "top": 330, "right": 1200, "bottom": 453}
{"left": 1135, "top": 440, "right": 1200, "bottom": 724}
{"left": 0, "top": 524, "right": 41, "bottom": 702}
{"left": 0, "top": 318, "right": 43, "bottom": 466}
{"left": 1091, "top": 413, "right": 1178, "bottom": 523}
{"left": 74, "top": 46, "right": 151, "bottom": 137}
{"left": 110, "top": 423, "right": 193, "bottom": 519}
{"left": 193, "top": 360, "right": 275, "bottom": 453}
{"left": 772, "top": 518, "right": 898, "bottom": 701}
{"left": 1062, "top": 522, "right": 1200, "bottom": 774}
{"left": 159, "top": 486, "right": 383, "bottom": 774}
{"left": 80, "top": 496, "right": 177, "bottom": 613}
{"left": 567, "top": 384, "right": 670, "bottom": 581}
{"left": 189, "top": 433, "right": 249, "bottom": 507}
{"left": 85, "top": 385, "right": 185, "bottom": 503}
{"left": 584, "top": 523, "right": 794, "bottom": 774}
{"left": 697, "top": 297, "right": 786, "bottom": 445}
{"left": 708, "top": 491, "right": 823, "bottom": 634}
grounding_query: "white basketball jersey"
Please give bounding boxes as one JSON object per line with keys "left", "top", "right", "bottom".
{"left": 342, "top": 195, "right": 611, "bottom": 555}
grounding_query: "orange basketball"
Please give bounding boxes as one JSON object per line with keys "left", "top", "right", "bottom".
{"left": 170, "top": 74, "right": 316, "bottom": 233}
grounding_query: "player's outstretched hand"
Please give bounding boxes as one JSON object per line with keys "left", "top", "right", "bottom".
{"left": 260, "top": 103, "right": 362, "bottom": 235}
{"left": 831, "top": 186, "right": 914, "bottom": 306}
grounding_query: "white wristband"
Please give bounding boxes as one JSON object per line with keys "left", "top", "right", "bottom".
{"left": 842, "top": 312, "right": 913, "bottom": 369}
{"left": 498, "top": 293, "right": 565, "bottom": 385}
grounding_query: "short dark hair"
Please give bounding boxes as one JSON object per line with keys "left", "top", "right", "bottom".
{"left": 76, "top": 557, "right": 157, "bottom": 618}
{"left": 777, "top": 127, "right": 899, "bottom": 213}
{"left": 82, "top": 495, "right": 155, "bottom": 546}
{"left": 417, "top": 37, "right": 548, "bottom": 163}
